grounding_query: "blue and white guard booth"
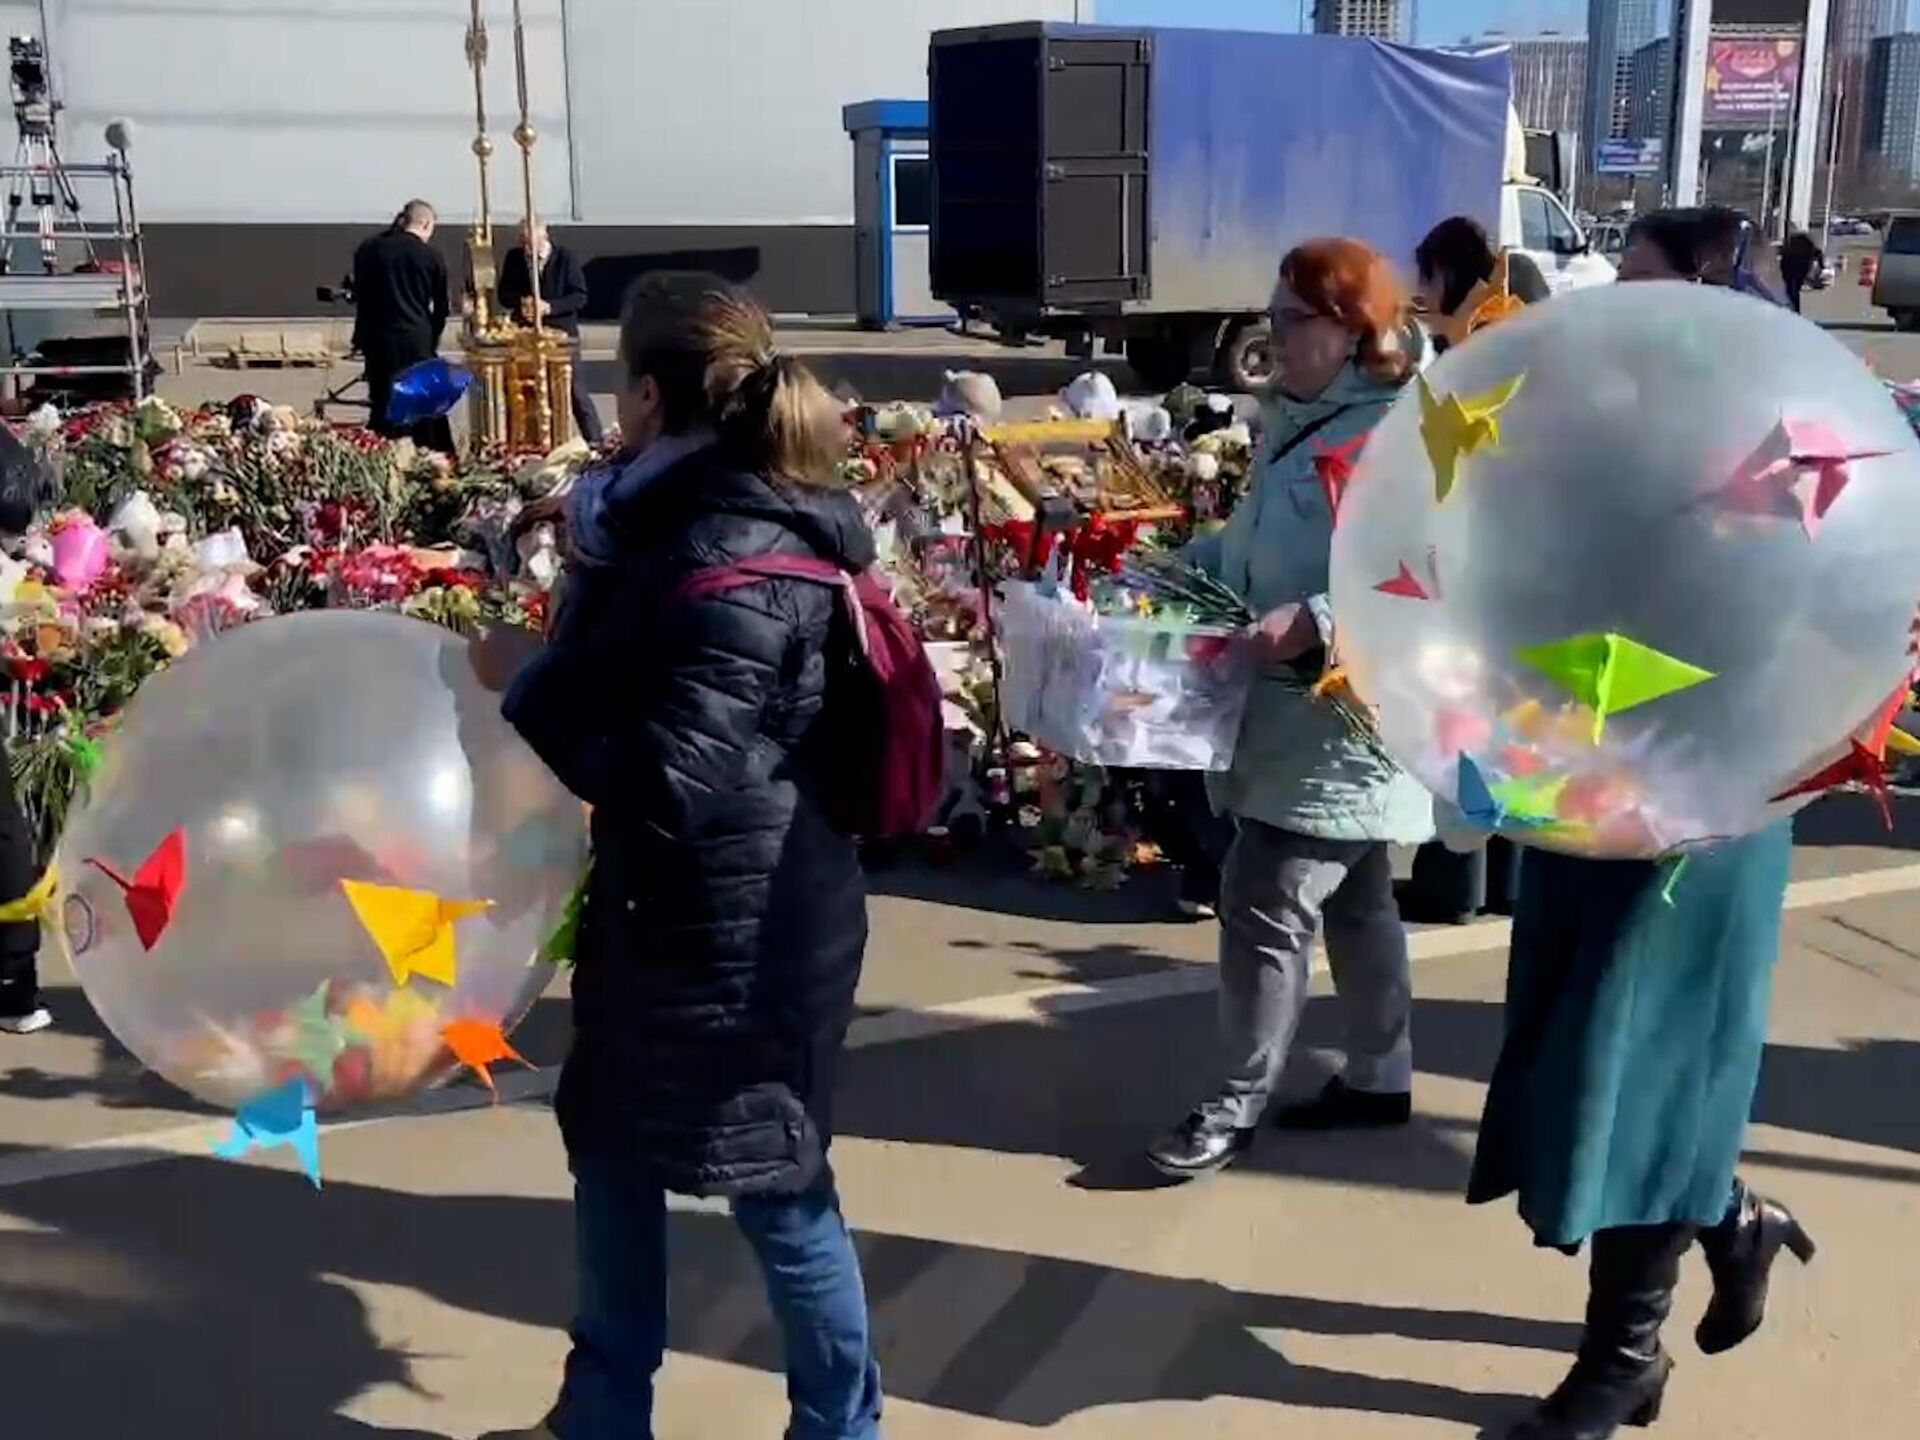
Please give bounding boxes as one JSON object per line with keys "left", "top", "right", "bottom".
{"left": 842, "top": 99, "right": 953, "bottom": 329}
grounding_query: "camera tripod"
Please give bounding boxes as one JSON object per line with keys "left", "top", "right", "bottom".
{"left": 2, "top": 110, "right": 92, "bottom": 275}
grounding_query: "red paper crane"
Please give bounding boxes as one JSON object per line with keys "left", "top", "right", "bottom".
{"left": 1770, "top": 742, "right": 1893, "bottom": 830}
{"left": 85, "top": 828, "right": 188, "bottom": 950}
{"left": 1374, "top": 560, "right": 1431, "bottom": 600}
{"left": 1313, "top": 433, "right": 1368, "bottom": 525}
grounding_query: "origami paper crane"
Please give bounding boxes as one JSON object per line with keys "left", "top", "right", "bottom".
{"left": 340, "top": 880, "right": 492, "bottom": 987}
{"left": 211, "top": 1078, "right": 321, "bottom": 1187}
{"left": 1517, "top": 632, "right": 1717, "bottom": 743}
{"left": 1457, "top": 755, "right": 1559, "bottom": 831}
{"left": 85, "top": 828, "right": 187, "bottom": 951}
{"left": 1715, "top": 417, "right": 1893, "bottom": 539}
{"left": 1859, "top": 685, "right": 1920, "bottom": 761}
{"left": 1490, "top": 772, "right": 1569, "bottom": 825}
{"left": 1771, "top": 741, "right": 1894, "bottom": 830}
{"left": 1418, "top": 373, "right": 1526, "bottom": 503}
{"left": 442, "top": 1018, "right": 531, "bottom": 1100}
{"left": 1375, "top": 549, "right": 1441, "bottom": 601}
{"left": 1313, "top": 432, "right": 1368, "bottom": 524}
{"left": 279, "top": 981, "right": 349, "bottom": 1081}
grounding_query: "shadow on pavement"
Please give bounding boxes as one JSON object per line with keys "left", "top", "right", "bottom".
{"left": 0, "top": 1148, "right": 1554, "bottom": 1436}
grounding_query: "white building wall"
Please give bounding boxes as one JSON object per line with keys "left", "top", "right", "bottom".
{"left": 15, "top": 0, "right": 1085, "bottom": 228}
{"left": 35, "top": 0, "right": 572, "bottom": 223}
{"left": 563, "top": 0, "right": 1084, "bottom": 227}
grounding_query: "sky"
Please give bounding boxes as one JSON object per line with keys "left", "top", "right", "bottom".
{"left": 1093, "top": 0, "right": 1591, "bottom": 45}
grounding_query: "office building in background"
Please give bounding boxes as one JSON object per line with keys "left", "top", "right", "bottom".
{"left": 1629, "top": 35, "right": 1674, "bottom": 140}
{"left": 1867, "top": 31, "right": 1920, "bottom": 182}
{"left": 1586, "top": 0, "right": 1661, "bottom": 165}
{"left": 1487, "top": 33, "right": 1589, "bottom": 133}
{"left": 1313, "top": 0, "right": 1404, "bottom": 40}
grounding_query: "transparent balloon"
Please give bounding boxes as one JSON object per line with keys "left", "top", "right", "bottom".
{"left": 1330, "top": 282, "right": 1920, "bottom": 858}
{"left": 57, "top": 611, "right": 588, "bottom": 1110}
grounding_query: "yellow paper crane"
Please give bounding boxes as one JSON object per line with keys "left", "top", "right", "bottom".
{"left": 1418, "top": 371, "right": 1526, "bottom": 503}
{"left": 340, "top": 879, "right": 492, "bottom": 987}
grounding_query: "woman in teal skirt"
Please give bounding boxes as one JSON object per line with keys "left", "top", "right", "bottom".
{"left": 1469, "top": 212, "right": 1819, "bottom": 1440}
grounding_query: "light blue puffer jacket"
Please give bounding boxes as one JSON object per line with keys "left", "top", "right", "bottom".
{"left": 1189, "top": 333, "right": 1436, "bottom": 844}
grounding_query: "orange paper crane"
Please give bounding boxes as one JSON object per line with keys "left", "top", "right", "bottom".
{"left": 85, "top": 828, "right": 187, "bottom": 951}
{"left": 442, "top": 1018, "right": 531, "bottom": 1100}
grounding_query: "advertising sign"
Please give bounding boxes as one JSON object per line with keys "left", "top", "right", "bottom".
{"left": 1596, "top": 138, "right": 1665, "bottom": 176}
{"left": 1704, "top": 35, "right": 1802, "bottom": 130}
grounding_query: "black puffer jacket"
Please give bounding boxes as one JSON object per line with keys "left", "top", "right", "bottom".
{"left": 504, "top": 445, "right": 874, "bottom": 1196}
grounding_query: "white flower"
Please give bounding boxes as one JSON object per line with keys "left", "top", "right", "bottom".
{"left": 26, "top": 403, "right": 60, "bottom": 439}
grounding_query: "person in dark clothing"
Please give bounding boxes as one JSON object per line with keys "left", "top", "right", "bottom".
{"left": 498, "top": 223, "right": 605, "bottom": 446}
{"left": 1779, "top": 229, "right": 1825, "bottom": 313}
{"left": 0, "top": 433, "right": 49, "bottom": 1033}
{"left": 1413, "top": 214, "right": 1551, "bottom": 347}
{"left": 1401, "top": 214, "right": 1538, "bottom": 924}
{"left": 478, "top": 274, "right": 879, "bottom": 1440}
{"left": 352, "top": 198, "right": 454, "bottom": 452}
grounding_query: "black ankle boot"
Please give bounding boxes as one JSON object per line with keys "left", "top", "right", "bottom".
{"left": 1509, "top": 1223, "right": 1696, "bottom": 1440}
{"left": 1695, "top": 1179, "right": 1816, "bottom": 1356}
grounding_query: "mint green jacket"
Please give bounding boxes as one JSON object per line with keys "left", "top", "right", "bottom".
{"left": 1189, "top": 339, "right": 1436, "bottom": 844}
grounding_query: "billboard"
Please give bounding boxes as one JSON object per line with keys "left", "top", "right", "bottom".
{"left": 1704, "top": 34, "right": 1802, "bottom": 130}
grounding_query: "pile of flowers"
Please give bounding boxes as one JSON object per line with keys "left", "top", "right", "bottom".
{"left": 4, "top": 396, "right": 593, "bottom": 843}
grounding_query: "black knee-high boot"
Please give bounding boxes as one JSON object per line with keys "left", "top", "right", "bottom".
{"left": 1509, "top": 1223, "right": 1697, "bottom": 1440}
{"left": 1695, "top": 1178, "right": 1816, "bottom": 1355}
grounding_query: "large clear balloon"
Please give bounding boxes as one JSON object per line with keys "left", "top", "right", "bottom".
{"left": 1330, "top": 282, "right": 1920, "bottom": 858}
{"left": 57, "top": 611, "right": 587, "bottom": 1110}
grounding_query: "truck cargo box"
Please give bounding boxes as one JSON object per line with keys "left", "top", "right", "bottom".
{"left": 929, "top": 25, "right": 1512, "bottom": 323}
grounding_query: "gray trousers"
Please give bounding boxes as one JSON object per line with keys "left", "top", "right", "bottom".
{"left": 1211, "top": 818, "right": 1413, "bottom": 1127}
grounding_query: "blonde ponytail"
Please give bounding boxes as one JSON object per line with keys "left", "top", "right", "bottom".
{"left": 619, "top": 272, "right": 846, "bottom": 487}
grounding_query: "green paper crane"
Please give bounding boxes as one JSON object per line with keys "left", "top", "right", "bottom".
{"left": 1517, "top": 632, "right": 1717, "bottom": 744}
{"left": 1490, "top": 772, "right": 1569, "bottom": 824}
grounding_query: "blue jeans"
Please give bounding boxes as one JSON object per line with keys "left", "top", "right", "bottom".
{"left": 551, "top": 1154, "right": 882, "bottom": 1440}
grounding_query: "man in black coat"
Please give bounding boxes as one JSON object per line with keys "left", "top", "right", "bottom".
{"left": 498, "top": 223, "right": 605, "bottom": 445}
{"left": 352, "top": 198, "right": 454, "bottom": 451}
{"left": 1780, "top": 229, "right": 1825, "bottom": 314}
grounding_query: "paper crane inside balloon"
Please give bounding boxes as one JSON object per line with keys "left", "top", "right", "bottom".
{"left": 1329, "top": 282, "right": 1920, "bottom": 859}
{"left": 385, "top": 357, "right": 475, "bottom": 428}
{"left": 55, "top": 610, "right": 590, "bottom": 1189}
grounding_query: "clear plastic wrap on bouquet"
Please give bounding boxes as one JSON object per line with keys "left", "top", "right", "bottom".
{"left": 998, "top": 581, "right": 1252, "bottom": 771}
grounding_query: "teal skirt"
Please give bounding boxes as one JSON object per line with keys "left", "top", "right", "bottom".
{"left": 1467, "top": 823, "right": 1792, "bottom": 1249}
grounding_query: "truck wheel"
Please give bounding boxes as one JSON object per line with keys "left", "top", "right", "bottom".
{"left": 1126, "top": 336, "right": 1193, "bottom": 392}
{"left": 1216, "top": 318, "right": 1274, "bottom": 393}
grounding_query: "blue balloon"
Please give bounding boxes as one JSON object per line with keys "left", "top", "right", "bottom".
{"left": 386, "top": 357, "right": 474, "bottom": 427}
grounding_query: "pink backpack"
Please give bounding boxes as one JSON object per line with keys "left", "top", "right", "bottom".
{"left": 669, "top": 555, "right": 945, "bottom": 839}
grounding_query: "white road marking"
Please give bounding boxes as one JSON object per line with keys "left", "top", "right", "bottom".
{"left": 1, "top": 860, "right": 1915, "bottom": 1193}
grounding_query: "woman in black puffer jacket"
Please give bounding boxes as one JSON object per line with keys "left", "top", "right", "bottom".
{"left": 486, "top": 274, "right": 880, "bottom": 1440}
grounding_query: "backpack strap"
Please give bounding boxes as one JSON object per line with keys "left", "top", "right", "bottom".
{"left": 666, "top": 555, "right": 872, "bottom": 657}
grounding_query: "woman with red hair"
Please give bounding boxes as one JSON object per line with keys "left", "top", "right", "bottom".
{"left": 1148, "top": 238, "right": 1435, "bottom": 1178}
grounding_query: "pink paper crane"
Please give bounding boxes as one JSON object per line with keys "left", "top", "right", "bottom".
{"left": 1715, "top": 418, "right": 1892, "bottom": 539}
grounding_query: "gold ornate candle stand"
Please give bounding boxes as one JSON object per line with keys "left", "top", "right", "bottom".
{"left": 458, "top": 0, "right": 575, "bottom": 455}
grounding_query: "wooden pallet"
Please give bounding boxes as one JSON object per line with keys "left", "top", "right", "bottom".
{"left": 222, "top": 329, "right": 334, "bottom": 368}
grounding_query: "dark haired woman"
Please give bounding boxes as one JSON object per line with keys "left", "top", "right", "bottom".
{"left": 1413, "top": 215, "right": 1550, "bottom": 352}
{"left": 482, "top": 273, "right": 881, "bottom": 1440}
